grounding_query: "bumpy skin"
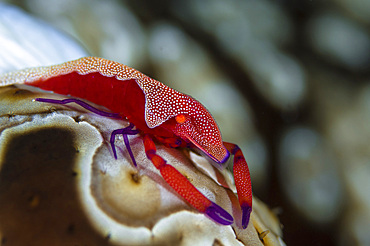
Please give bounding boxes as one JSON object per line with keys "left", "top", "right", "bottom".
{"left": 0, "top": 57, "right": 252, "bottom": 228}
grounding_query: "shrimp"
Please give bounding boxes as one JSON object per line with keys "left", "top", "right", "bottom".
{"left": 0, "top": 57, "right": 252, "bottom": 228}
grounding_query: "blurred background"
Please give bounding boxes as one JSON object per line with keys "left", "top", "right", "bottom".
{"left": 1, "top": 0, "right": 370, "bottom": 245}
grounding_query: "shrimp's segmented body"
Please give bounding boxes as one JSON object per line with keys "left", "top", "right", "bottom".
{"left": 0, "top": 57, "right": 252, "bottom": 228}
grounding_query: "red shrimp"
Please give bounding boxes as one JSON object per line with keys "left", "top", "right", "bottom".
{"left": 0, "top": 57, "right": 252, "bottom": 228}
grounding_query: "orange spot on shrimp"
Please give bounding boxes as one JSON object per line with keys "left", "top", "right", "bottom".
{"left": 175, "top": 114, "right": 187, "bottom": 124}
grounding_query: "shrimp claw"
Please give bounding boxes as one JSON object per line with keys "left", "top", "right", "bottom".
{"left": 223, "top": 142, "right": 252, "bottom": 229}
{"left": 205, "top": 201, "right": 234, "bottom": 225}
{"left": 143, "top": 134, "right": 233, "bottom": 226}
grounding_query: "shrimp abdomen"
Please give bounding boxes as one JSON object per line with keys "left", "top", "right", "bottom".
{"left": 28, "top": 72, "right": 131, "bottom": 115}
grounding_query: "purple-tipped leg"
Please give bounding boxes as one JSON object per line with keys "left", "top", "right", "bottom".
{"left": 36, "top": 97, "right": 140, "bottom": 165}
{"left": 241, "top": 204, "right": 252, "bottom": 229}
{"left": 35, "top": 98, "right": 122, "bottom": 118}
{"left": 205, "top": 201, "right": 233, "bottom": 226}
{"left": 110, "top": 124, "right": 140, "bottom": 165}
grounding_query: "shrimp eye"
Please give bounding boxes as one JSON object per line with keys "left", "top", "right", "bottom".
{"left": 175, "top": 114, "right": 187, "bottom": 124}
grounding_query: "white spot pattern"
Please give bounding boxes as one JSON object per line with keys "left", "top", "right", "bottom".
{"left": 0, "top": 57, "right": 226, "bottom": 160}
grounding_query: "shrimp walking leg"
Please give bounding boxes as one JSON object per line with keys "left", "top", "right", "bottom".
{"left": 110, "top": 124, "right": 139, "bottom": 164}
{"left": 35, "top": 97, "right": 139, "bottom": 164}
{"left": 35, "top": 98, "right": 121, "bottom": 118}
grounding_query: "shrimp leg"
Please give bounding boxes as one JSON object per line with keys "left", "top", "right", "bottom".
{"left": 35, "top": 98, "right": 121, "bottom": 118}
{"left": 110, "top": 124, "right": 139, "bottom": 164}
{"left": 35, "top": 97, "right": 140, "bottom": 165}
{"left": 223, "top": 142, "right": 252, "bottom": 228}
{"left": 143, "top": 134, "right": 233, "bottom": 225}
